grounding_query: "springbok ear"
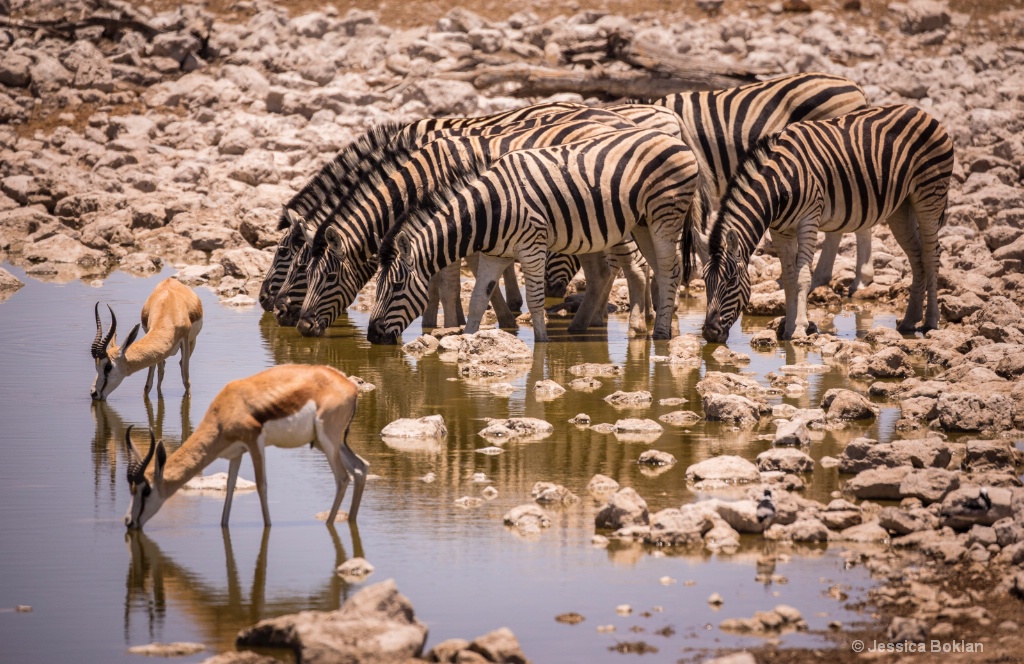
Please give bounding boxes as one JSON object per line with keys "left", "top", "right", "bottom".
{"left": 324, "top": 226, "right": 343, "bottom": 252}
{"left": 121, "top": 323, "right": 142, "bottom": 354}
{"left": 154, "top": 441, "right": 167, "bottom": 485}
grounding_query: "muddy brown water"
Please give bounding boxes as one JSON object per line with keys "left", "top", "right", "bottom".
{"left": 0, "top": 264, "right": 906, "bottom": 663}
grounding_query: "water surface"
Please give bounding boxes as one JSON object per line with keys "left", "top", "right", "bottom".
{"left": 0, "top": 265, "right": 893, "bottom": 663}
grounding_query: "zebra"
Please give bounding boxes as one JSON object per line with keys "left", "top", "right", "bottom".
{"left": 639, "top": 72, "right": 875, "bottom": 294}
{"left": 368, "top": 127, "right": 700, "bottom": 344}
{"left": 258, "top": 100, "right": 591, "bottom": 320}
{"left": 292, "top": 107, "right": 682, "bottom": 337}
{"left": 695, "top": 104, "right": 954, "bottom": 343}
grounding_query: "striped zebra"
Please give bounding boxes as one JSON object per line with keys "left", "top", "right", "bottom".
{"left": 368, "top": 127, "right": 700, "bottom": 344}
{"left": 258, "top": 100, "right": 590, "bottom": 319}
{"left": 293, "top": 107, "right": 682, "bottom": 337}
{"left": 640, "top": 72, "right": 874, "bottom": 293}
{"left": 695, "top": 104, "right": 953, "bottom": 343}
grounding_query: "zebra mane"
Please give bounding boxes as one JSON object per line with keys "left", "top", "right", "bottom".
{"left": 377, "top": 148, "right": 490, "bottom": 274}
{"left": 707, "top": 133, "right": 781, "bottom": 254}
{"left": 277, "top": 121, "right": 412, "bottom": 231}
{"left": 306, "top": 130, "right": 456, "bottom": 257}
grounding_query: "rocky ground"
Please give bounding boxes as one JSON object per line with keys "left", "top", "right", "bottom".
{"left": 1, "top": 0, "right": 1023, "bottom": 662}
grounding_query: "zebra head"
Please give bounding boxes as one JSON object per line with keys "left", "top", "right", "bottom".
{"left": 368, "top": 232, "right": 428, "bottom": 345}
{"left": 544, "top": 252, "right": 580, "bottom": 299}
{"left": 259, "top": 209, "right": 306, "bottom": 312}
{"left": 702, "top": 228, "right": 750, "bottom": 344}
{"left": 273, "top": 241, "right": 313, "bottom": 327}
{"left": 297, "top": 225, "right": 357, "bottom": 338}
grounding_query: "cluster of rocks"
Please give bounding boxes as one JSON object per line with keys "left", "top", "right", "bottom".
{"left": 0, "top": 0, "right": 1018, "bottom": 318}
{"left": 200, "top": 579, "right": 529, "bottom": 663}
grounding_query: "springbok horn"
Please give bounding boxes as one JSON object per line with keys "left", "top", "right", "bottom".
{"left": 125, "top": 425, "right": 141, "bottom": 483}
{"left": 125, "top": 426, "right": 157, "bottom": 485}
{"left": 100, "top": 305, "right": 117, "bottom": 352}
{"left": 91, "top": 303, "right": 104, "bottom": 359}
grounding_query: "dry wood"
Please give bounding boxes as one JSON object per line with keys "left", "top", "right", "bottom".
{"left": 445, "top": 62, "right": 756, "bottom": 99}
{"left": 446, "top": 30, "right": 775, "bottom": 98}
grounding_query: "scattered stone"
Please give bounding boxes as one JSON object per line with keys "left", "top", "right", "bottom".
{"left": 685, "top": 456, "right": 761, "bottom": 484}
{"left": 595, "top": 487, "right": 649, "bottom": 530}
{"left": 604, "top": 390, "right": 653, "bottom": 408}
{"left": 336, "top": 557, "right": 375, "bottom": 582}
{"left": 822, "top": 388, "right": 879, "bottom": 420}
{"left": 182, "top": 473, "right": 256, "bottom": 493}
{"left": 503, "top": 504, "right": 552, "bottom": 533}
{"left": 707, "top": 593, "right": 724, "bottom": 605}
{"left": 532, "top": 482, "right": 579, "bottom": 505}
{"left": 660, "top": 412, "right": 704, "bottom": 431}
{"left": 638, "top": 450, "right": 676, "bottom": 466}
{"left": 568, "top": 413, "right": 591, "bottom": 426}
{"left": 381, "top": 415, "right": 447, "bottom": 439}
{"left": 534, "top": 379, "right": 566, "bottom": 400}
{"left": 555, "top": 612, "right": 585, "bottom": 625}
{"left": 128, "top": 642, "right": 205, "bottom": 657}
{"left": 478, "top": 417, "right": 553, "bottom": 442}
{"left": 756, "top": 448, "right": 814, "bottom": 474}
{"left": 236, "top": 580, "right": 427, "bottom": 664}
{"left": 701, "top": 393, "right": 771, "bottom": 425}
{"left": 587, "top": 474, "right": 619, "bottom": 496}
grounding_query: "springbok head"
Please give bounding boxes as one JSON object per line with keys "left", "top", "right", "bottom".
{"left": 123, "top": 426, "right": 168, "bottom": 530}
{"left": 90, "top": 303, "right": 141, "bottom": 400}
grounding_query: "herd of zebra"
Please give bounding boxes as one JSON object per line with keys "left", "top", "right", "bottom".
{"left": 257, "top": 71, "right": 954, "bottom": 345}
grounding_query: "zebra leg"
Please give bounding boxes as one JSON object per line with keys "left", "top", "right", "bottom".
{"left": 423, "top": 274, "right": 441, "bottom": 329}
{"left": 568, "top": 253, "right": 613, "bottom": 332}
{"left": 912, "top": 200, "right": 942, "bottom": 331}
{"left": 467, "top": 255, "right": 517, "bottom": 328}
{"left": 630, "top": 226, "right": 679, "bottom": 340}
{"left": 888, "top": 201, "right": 925, "bottom": 332}
{"left": 517, "top": 247, "right": 549, "bottom": 342}
{"left": 810, "top": 232, "right": 841, "bottom": 292}
{"left": 465, "top": 255, "right": 515, "bottom": 335}
{"left": 792, "top": 224, "right": 819, "bottom": 339}
{"left": 850, "top": 227, "right": 874, "bottom": 297}
{"left": 772, "top": 229, "right": 800, "bottom": 340}
{"left": 606, "top": 242, "right": 649, "bottom": 337}
{"left": 502, "top": 264, "right": 523, "bottom": 313}
{"left": 438, "top": 263, "right": 464, "bottom": 328}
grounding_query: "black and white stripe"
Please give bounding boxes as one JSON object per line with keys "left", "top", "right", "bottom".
{"left": 698, "top": 104, "right": 954, "bottom": 343}
{"left": 258, "top": 101, "right": 589, "bottom": 318}
{"left": 368, "top": 127, "right": 700, "bottom": 344}
{"left": 639, "top": 72, "right": 872, "bottom": 289}
{"left": 294, "top": 107, "right": 641, "bottom": 337}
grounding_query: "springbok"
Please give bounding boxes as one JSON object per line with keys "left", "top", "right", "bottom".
{"left": 91, "top": 278, "right": 204, "bottom": 400}
{"left": 123, "top": 364, "right": 366, "bottom": 529}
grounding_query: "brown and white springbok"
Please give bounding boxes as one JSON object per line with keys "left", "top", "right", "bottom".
{"left": 91, "top": 278, "right": 203, "bottom": 400}
{"left": 123, "top": 364, "right": 366, "bottom": 529}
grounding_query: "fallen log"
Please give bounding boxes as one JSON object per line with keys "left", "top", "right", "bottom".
{"left": 444, "top": 62, "right": 762, "bottom": 99}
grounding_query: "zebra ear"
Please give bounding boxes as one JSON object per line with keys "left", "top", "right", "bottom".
{"left": 324, "top": 226, "right": 343, "bottom": 252}
{"left": 396, "top": 233, "right": 412, "bottom": 256}
{"left": 725, "top": 229, "right": 742, "bottom": 262}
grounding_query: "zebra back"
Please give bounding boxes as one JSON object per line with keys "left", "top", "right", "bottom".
{"left": 702, "top": 103, "right": 953, "bottom": 296}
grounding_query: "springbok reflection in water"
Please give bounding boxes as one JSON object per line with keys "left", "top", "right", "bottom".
{"left": 124, "top": 524, "right": 364, "bottom": 651}
{"left": 91, "top": 397, "right": 192, "bottom": 504}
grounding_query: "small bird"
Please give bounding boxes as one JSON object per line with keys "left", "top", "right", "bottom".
{"left": 756, "top": 489, "right": 777, "bottom": 529}
{"left": 965, "top": 487, "right": 992, "bottom": 512}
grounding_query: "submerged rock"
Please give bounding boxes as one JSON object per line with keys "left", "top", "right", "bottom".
{"left": 701, "top": 393, "right": 771, "bottom": 425}
{"left": 604, "top": 390, "right": 653, "bottom": 407}
{"left": 685, "top": 456, "right": 760, "bottom": 484}
{"left": 503, "top": 504, "right": 553, "bottom": 534}
{"left": 381, "top": 415, "right": 447, "bottom": 439}
{"left": 478, "top": 417, "right": 553, "bottom": 442}
{"left": 128, "top": 642, "right": 205, "bottom": 657}
{"left": 595, "top": 487, "right": 649, "bottom": 530}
